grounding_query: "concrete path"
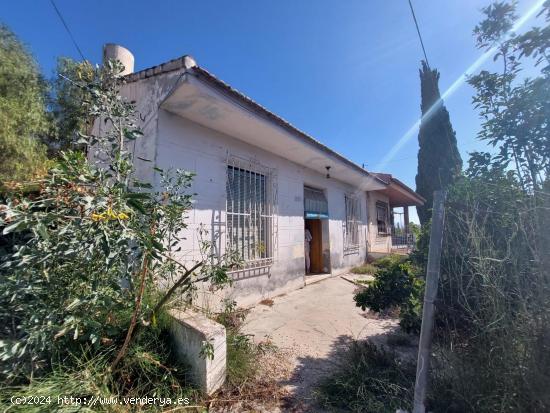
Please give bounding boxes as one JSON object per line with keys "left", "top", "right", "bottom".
{"left": 242, "top": 275, "right": 399, "bottom": 410}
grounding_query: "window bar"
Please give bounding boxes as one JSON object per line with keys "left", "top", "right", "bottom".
{"left": 237, "top": 167, "right": 241, "bottom": 260}
{"left": 259, "top": 172, "right": 267, "bottom": 258}
{"left": 268, "top": 174, "right": 272, "bottom": 260}
{"left": 266, "top": 174, "right": 269, "bottom": 261}
{"left": 246, "top": 167, "right": 252, "bottom": 261}
{"left": 256, "top": 171, "right": 259, "bottom": 262}
{"left": 231, "top": 165, "right": 235, "bottom": 256}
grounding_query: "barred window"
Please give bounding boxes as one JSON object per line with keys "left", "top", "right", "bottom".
{"left": 226, "top": 164, "right": 274, "bottom": 269}
{"left": 344, "top": 195, "right": 360, "bottom": 251}
{"left": 376, "top": 201, "right": 389, "bottom": 235}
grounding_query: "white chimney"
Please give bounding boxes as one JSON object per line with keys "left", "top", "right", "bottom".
{"left": 102, "top": 43, "right": 134, "bottom": 75}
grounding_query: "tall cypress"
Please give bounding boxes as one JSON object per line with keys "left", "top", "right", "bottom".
{"left": 415, "top": 61, "right": 462, "bottom": 224}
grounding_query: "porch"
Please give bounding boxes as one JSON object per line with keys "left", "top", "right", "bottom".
{"left": 390, "top": 207, "right": 416, "bottom": 254}
{"left": 369, "top": 173, "right": 425, "bottom": 255}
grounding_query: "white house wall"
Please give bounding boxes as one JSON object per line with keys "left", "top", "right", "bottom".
{"left": 367, "top": 191, "right": 391, "bottom": 254}
{"left": 156, "top": 110, "right": 368, "bottom": 307}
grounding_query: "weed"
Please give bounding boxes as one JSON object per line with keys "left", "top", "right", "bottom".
{"left": 386, "top": 332, "right": 413, "bottom": 348}
{"left": 209, "top": 301, "right": 287, "bottom": 410}
{"left": 350, "top": 263, "right": 377, "bottom": 275}
{"left": 316, "top": 340, "right": 414, "bottom": 413}
{"left": 1, "top": 329, "right": 200, "bottom": 412}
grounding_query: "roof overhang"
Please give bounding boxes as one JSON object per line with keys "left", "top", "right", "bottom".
{"left": 160, "top": 70, "right": 386, "bottom": 190}
{"left": 376, "top": 177, "right": 425, "bottom": 207}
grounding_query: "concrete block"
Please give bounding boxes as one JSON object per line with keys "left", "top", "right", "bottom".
{"left": 169, "top": 309, "right": 226, "bottom": 395}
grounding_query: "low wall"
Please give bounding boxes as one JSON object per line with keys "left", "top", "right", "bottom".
{"left": 169, "top": 309, "right": 226, "bottom": 395}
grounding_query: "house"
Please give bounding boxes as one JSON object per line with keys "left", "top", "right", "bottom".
{"left": 98, "top": 44, "right": 425, "bottom": 307}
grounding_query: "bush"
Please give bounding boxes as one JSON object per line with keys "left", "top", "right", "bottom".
{"left": 0, "top": 61, "right": 236, "bottom": 384}
{"left": 425, "top": 174, "right": 550, "bottom": 412}
{"left": 316, "top": 340, "right": 414, "bottom": 413}
{"left": 398, "top": 291, "right": 423, "bottom": 334}
{"left": 354, "top": 258, "right": 421, "bottom": 314}
{"left": 214, "top": 300, "right": 258, "bottom": 386}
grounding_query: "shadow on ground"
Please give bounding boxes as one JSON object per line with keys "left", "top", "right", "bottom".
{"left": 280, "top": 325, "right": 416, "bottom": 412}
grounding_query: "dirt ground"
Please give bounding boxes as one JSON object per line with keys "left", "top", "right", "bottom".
{"left": 241, "top": 275, "right": 401, "bottom": 411}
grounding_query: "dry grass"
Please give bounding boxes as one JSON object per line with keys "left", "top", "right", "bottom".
{"left": 207, "top": 348, "right": 292, "bottom": 412}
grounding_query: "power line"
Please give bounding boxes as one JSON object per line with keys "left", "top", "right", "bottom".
{"left": 49, "top": 0, "right": 86, "bottom": 61}
{"left": 408, "top": 0, "right": 430, "bottom": 68}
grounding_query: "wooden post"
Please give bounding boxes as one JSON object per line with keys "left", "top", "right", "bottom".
{"left": 404, "top": 206, "right": 410, "bottom": 233}
{"left": 412, "top": 190, "right": 446, "bottom": 413}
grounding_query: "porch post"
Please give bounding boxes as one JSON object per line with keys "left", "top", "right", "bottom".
{"left": 404, "top": 206, "right": 410, "bottom": 233}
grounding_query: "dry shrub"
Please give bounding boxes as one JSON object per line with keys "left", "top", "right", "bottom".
{"left": 426, "top": 177, "right": 550, "bottom": 412}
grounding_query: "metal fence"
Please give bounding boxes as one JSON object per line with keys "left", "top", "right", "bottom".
{"left": 391, "top": 228, "right": 415, "bottom": 253}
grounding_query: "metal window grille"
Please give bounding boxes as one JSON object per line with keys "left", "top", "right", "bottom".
{"left": 344, "top": 195, "right": 360, "bottom": 250}
{"left": 226, "top": 159, "right": 275, "bottom": 269}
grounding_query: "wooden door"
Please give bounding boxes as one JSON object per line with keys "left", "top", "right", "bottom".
{"left": 307, "top": 219, "right": 323, "bottom": 273}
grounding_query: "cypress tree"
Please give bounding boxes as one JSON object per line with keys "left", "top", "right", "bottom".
{"left": 415, "top": 61, "right": 462, "bottom": 224}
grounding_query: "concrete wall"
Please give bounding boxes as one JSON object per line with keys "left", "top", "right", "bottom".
{"left": 156, "top": 110, "right": 368, "bottom": 308}
{"left": 169, "top": 309, "right": 226, "bottom": 395}
{"left": 366, "top": 191, "right": 391, "bottom": 254}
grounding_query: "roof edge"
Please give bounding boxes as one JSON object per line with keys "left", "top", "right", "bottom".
{"left": 123, "top": 55, "right": 197, "bottom": 83}
{"left": 123, "top": 55, "right": 387, "bottom": 186}
{"left": 373, "top": 173, "right": 426, "bottom": 204}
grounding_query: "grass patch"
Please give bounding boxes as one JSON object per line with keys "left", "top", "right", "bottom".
{"left": 350, "top": 263, "right": 377, "bottom": 275}
{"left": 372, "top": 254, "right": 407, "bottom": 268}
{"left": 316, "top": 340, "right": 414, "bottom": 413}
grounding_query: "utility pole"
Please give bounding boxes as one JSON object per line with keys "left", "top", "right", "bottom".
{"left": 412, "top": 190, "right": 446, "bottom": 413}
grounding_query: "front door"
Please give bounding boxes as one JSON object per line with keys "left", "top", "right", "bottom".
{"left": 305, "top": 219, "right": 323, "bottom": 273}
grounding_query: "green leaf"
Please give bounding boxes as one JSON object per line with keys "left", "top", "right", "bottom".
{"left": 2, "top": 220, "right": 27, "bottom": 235}
{"left": 126, "top": 198, "right": 147, "bottom": 214}
{"left": 36, "top": 222, "right": 49, "bottom": 240}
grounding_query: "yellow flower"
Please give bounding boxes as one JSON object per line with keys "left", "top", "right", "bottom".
{"left": 91, "top": 213, "right": 106, "bottom": 222}
{"left": 91, "top": 208, "right": 129, "bottom": 222}
{"left": 106, "top": 208, "right": 118, "bottom": 219}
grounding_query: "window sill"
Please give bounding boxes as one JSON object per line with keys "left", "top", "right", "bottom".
{"left": 228, "top": 258, "right": 273, "bottom": 273}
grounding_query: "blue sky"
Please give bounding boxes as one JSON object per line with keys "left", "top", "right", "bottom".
{"left": 2, "top": 0, "right": 544, "bottom": 222}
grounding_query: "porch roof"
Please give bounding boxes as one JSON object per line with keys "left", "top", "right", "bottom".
{"left": 373, "top": 173, "right": 425, "bottom": 207}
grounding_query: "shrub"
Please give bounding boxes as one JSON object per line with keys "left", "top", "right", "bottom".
{"left": 214, "top": 300, "right": 258, "bottom": 387}
{"left": 398, "top": 289, "right": 423, "bottom": 334}
{"left": 354, "top": 258, "right": 420, "bottom": 313}
{"left": 0, "top": 61, "right": 236, "bottom": 383}
{"left": 316, "top": 340, "right": 414, "bottom": 413}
